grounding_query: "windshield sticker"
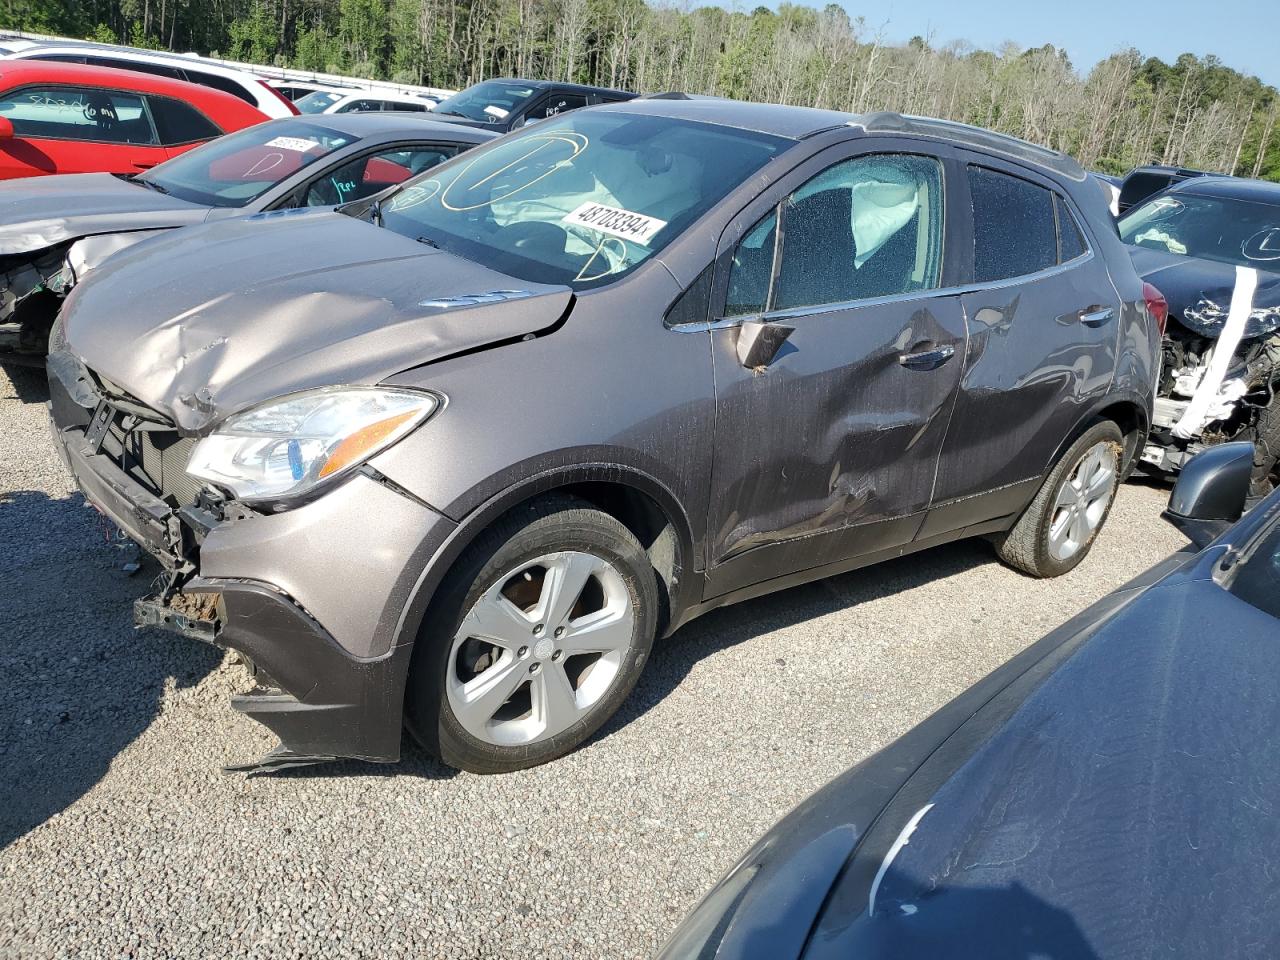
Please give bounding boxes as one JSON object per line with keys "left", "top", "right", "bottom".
{"left": 563, "top": 203, "right": 668, "bottom": 245}
{"left": 484, "top": 105, "right": 509, "bottom": 119}
{"left": 264, "top": 136, "right": 320, "bottom": 152}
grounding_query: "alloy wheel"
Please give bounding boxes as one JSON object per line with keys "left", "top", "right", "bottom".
{"left": 445, "top": 551, "right": 636, "bottom": 747}
{"left": 1047, "top": 441, "right": 1118, "bottom": 562}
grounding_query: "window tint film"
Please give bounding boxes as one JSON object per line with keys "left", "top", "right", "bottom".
{"left": 380, "top": 111, "right": 787, "bottom": 288}
{"left": 142, "top": 119, "right": 355, "bottom": 206}
{"left": 968, "top": 166, "right": 1057, "bottom": 282}
{"left": 771, "top": 154, "right": 944, "bottom": 311}
{"left": 149, "top": 96, "right": 221, "bottom": 144}
{"left": 725, "top": 210, "right": 777, "bottom": 317}
{"left": 1055, "top": 194, "right": 1088, "bottom": 262}
{"left": 0, "top": 86, "right": 157, "bottom": 144}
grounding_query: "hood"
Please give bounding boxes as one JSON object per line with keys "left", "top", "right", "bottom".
{"left": 1128, "top": 245, "right": 1280, "bottom": 338}
{"left": 0, "top": 173, "right": 207, "bottom": 255}
{"left": 61, "top": 209, "right": 571, "bottom": 432}
{"left": 423, "top": 112, "right": 504, "bottom": 132}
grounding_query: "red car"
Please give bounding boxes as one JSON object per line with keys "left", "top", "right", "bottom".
{"left": 0, "top": 61, "right": 268, "bottom": 179}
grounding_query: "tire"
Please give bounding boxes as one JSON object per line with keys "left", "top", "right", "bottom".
{"left": 405, "top": 495, "right": 658, "bottom": 774}
{"left": 993, "top": 421, "right": 1125, "bottom": 578}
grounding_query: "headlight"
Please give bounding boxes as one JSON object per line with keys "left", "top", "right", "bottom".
{"left": 186, "top": 386, "right": 439, "bottom": 503}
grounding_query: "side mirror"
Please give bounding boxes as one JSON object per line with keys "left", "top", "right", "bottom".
{"left": 1163, "top": 442, "right": 1254, "bottom": 547}
{"left": 736, "top": 319, "right": 794, "bottom": 369}
{"left": 0, "top": 116, "right": 13, "bottom": 140}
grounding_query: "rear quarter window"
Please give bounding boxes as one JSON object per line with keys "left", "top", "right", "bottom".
{"left": 1055, "top": 194, "right": 1089, "bottom": 262}
{"left": 968, "top": 165, "right": 1058, "bottom": 282}
{"left": 148, "top": 96, "right": 222, "bottom": 144}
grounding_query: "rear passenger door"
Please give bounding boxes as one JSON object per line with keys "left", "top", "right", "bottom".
{"left": 701, "top": 142, "right": 968, "bottom": 597}
{"left": 925, "top": 155, "right": 1121, "bottom": 535}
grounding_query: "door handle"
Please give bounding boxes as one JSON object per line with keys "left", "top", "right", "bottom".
{"left": 898, "top": 343, "right": 955, "bottom": 371}
{"left": 1079, "top": 306, "right": 1115, "bottom": 327}
{"left": 132, "top": 161, "right": 155, "bottom": 170}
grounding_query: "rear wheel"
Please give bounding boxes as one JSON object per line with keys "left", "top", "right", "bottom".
{"left": 406, "top": 496, "right": 657, "bottom": 774}
{"left": 994, "top": 421, "right": 1124, "bottom": 578}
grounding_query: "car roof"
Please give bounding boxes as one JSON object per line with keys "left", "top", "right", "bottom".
{"left": 595, "top": 99, "right": 1087, "bottom": 181}
{"left": 0, "top": 59, "right": 250, "bottom": 102}
{"left": 17, "top": 42, "right": 249, "bottom": 74}
{"left": 297, "top": 111, "right": 498, "bottom": 143}
{"left": 1166, "top": 175, "right": 1280, "bottom": 205}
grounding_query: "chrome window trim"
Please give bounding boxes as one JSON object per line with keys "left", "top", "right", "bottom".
{"left": 670, "top": 249, "right": 1094, "bottom": 332}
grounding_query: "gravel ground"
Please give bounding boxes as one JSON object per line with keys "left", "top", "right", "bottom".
{"left": 0, "top": 360, "right": 1187, "bottom": 959}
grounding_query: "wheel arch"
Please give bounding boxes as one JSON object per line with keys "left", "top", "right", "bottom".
{"left": 1050, "top": 395, "right": 1151, "bottom": 476}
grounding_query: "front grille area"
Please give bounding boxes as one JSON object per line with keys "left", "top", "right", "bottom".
{"left": 101, "top": 418, "right": 202, "bottom": 507}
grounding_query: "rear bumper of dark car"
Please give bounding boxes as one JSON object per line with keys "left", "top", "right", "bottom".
{"left": 47, "top": 353, "right": 456, "bottom": 768}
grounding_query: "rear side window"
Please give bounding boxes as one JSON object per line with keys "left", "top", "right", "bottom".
{"left": 1119, "top": 172, "right": 1173, "bottom": 211}
{"left": 968, "top": 166, "right": 1057, "bottom": 282}
{"left": 336, "top": 99, "right": 387, "bottom": 113}
{"left": 87, "top": 55, "right": 183, "bottom": 80}
{"left": 148, "top": 96, "right": 221, "bottom": 144}
{"left": 529, "top": 94, "right": 588, "bottom": 121}
{"left": 1055, "top": 194, "right": 1088, "bottom": 262}
{"left": 0, "top": 85, "right": 157, "bottom": 145}
{"left": 184, "top": 69, "right": 257, "bottom": 105}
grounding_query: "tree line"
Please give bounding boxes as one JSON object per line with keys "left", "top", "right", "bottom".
{"left": 8, "top": 0, "right": 1280, "bottom": 180}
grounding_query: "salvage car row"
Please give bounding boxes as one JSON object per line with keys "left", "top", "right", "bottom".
{"left": 2, "top": 77, "right": 1279, "bottom": 958}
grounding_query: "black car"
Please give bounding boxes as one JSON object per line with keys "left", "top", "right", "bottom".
{"left": 1120, "top": 176, "right": 1280, "bottom": 494}
{"left": 427, "top": 77, "right": 636, "bottom": 131}
{"left": 659, "top": 442, "right": 1280, "bottom": 960}
{"left": 1116, "top": 163, "right": 1217, "bottom": 214}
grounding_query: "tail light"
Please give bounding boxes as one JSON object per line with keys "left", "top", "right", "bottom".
{"left": 1143, "top": 281, "right": 1169, "bottom": 335}
{"left": 257, "top": 79, "right": 301, "bottom": 115}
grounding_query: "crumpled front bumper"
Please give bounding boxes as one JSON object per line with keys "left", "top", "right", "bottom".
{"left": 47, "top": 357, "right": 457, "bottom": 769}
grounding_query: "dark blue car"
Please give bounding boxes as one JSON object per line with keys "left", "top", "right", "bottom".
{"left": 659, "top": 442, "right": 1280, "bottom": 960}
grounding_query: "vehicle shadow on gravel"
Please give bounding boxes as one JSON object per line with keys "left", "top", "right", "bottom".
{"left": 0, "top": 488, "right": 221, "bottom": 850}
{"left": 0, "top": 361, "right": 49, "bottom": 404}
{"left": 594, "top": 538, "right": 993, "bottom": 744}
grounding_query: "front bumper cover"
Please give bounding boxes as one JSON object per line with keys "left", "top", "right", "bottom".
{"left": 47, "top": 356, "right": 454, "bottom": 770}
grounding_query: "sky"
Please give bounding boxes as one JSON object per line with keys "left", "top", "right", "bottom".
{"left": 840, "top": 0, "right": 1280, "bottom": 88}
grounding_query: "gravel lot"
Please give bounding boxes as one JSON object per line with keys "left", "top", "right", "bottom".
{"left": 0, "top": 359, "right": 1187, "bottom": 959}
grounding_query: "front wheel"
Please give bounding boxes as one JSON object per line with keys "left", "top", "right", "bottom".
{"left": 406, "top": 496, "right": 658, "bottom": 774}
{"left": 994, "top": 421, "right": 1124, "bottom": 578}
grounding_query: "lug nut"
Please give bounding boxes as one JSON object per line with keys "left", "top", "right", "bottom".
{"left": 554, "top": 626, "right": 565, "bottom": 638}
{"left": 533, "top": 624, "right": 544, "bottom": 635}
{"left": 518, "top": 645, "right": 529, "bottom": 658}
{"left": 551, "top": 650, "right": 562, "bottom": 661}
{"left": 530, "top": 662, "right": 541, "bottom": 674}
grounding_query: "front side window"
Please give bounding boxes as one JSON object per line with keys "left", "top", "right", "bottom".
{"left": 140, "top": 120, "right": 355, "bottom": 206}
{"left": 378, "top": 111, "right": 787, "bottom": 288}
{"left": 1229, "top": 518, "right": 1280, "bottom": 619}
{"left": 304, "top": 145, "right": 457, "bottom": 206}
{"left": 336, "top": 99, "right": 386, "bottom": 114}
{"left": 725, "top": 153, "right": 944, "bottom": 315}
{"left": 529, "top": 94, "right": 588, "bottom": 122}
{"left": 1119, "top": 193, "right": 1280, "bottom": 271}
{"left": 0, "top": 86, "right": 156, "bottom": 145}
{"left": 431, "top": 81, "right": 539, "bottom": 124}
{"left": 969, "top": 165, "right": 1058, "bottom": 282}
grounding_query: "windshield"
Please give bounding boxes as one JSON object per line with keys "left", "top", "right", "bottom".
{"left": 430, "top": 81, "right": 539, "bottom": 124}
{"left": 295, "top": 91, "right": 343, "bottom": 114}
{"left": 1230, "top": 510, "right": 1280, "bottom": 619}
{"left": 377, "top": 111, "right": 788, "bottom": 287}
{"left": 140, "top": 120, "right": 356, "bottom": 207}
{"left": 1119, "top": 192, "right": 1280, "bottom": 270}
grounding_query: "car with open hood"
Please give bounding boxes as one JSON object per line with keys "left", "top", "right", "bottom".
{"left": 47, "top": 99, "right": 1158, "bottom": 773}
{"left": 1121, "top": 176, "right": 1280, "bottom": 495}
{"left": 0, "top": 112, "right": 495, "bottom": 359}
{"left": 657, "top": 442, "right": 1280, "bottom": 960}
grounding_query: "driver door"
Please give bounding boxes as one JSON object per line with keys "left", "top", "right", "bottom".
{"left": 702, "top": 141, "right": 967, "bottom": 598}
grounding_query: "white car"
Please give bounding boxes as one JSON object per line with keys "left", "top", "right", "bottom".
{"left": 267, "top": 79, "right": 361, "bottom": 102}
{"left": 295, "top": 88, "right": 437, "bottom": 115}
{"left": 6, "top": 44, "right": 297, "bottom": 118}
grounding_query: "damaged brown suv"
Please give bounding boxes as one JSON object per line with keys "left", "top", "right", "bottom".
{"left": 48, "top": 99, "right": 1158, "bottom": 773}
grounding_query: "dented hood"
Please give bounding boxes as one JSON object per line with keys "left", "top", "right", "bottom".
{"left": 0, "top": 173, "right": 208, "bottom": 255}
{"left": 1129, "top": 245, "right": 1280, "bottom": 339}
{"left": 61, "top": 209, "right": 572, "bottom": 432}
